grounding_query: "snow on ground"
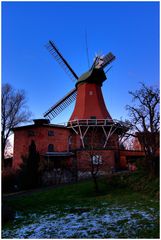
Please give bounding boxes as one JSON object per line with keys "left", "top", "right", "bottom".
{"left": 2, "top": 203, "right": 158, "bottom": 238}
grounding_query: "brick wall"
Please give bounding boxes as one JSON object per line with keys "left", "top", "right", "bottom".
{"left": 13, "top": 125, "right": 71, "bottom": 169}
{"left": 76, "top": 149, "right": 115, "bottom": 171}
{"left": 119, "top": 150, "right": 145, "bottom": 169}
{"left": 70, "top": 83, "right": 112, "bottom": 120}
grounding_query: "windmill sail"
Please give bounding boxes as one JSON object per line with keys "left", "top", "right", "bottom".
{"left": 44, "top": 88, "right": 77, "bottom": 119}
{"left": 46, "top": 41, "right": 79, "bottom": 82}
{"left": 94, "top": 52, "right": 115, "bottom": 69}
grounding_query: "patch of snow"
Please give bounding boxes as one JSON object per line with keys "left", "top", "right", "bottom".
{"left": 2, "top": 204, "right": 159, "bottom": 239}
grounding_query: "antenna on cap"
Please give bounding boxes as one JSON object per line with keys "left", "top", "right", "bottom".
{"left": 85, "top": 29, "right": 90, "bottom": 68}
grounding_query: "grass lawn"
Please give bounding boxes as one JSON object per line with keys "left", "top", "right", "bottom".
{"left": 2, "top": 177, "right": 159, "bottom": 238}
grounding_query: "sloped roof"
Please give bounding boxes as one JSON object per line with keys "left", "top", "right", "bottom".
{"left": 76, "top": 68, "right": 106, "bottom": 88}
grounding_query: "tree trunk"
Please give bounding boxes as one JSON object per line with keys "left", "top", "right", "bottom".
{"left": 1, "top": 138, "right": 6, "bottom": 169}
{"left": 92, "top": 174, "right": 99, "bottom": 193}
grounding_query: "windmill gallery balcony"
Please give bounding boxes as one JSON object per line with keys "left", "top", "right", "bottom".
{"left": 67, "top": 118, "right": 129, "bottom": 149}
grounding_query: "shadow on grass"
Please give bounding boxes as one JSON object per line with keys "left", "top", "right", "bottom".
{"left": 3, "top": 171, "right": 159, "bottom": 213}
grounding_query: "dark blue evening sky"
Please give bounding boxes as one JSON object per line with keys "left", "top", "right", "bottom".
{"left": 2, "top": 1, "right": 159, "bottom": 124}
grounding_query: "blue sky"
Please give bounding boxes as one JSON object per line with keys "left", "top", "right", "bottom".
{"left": 2, "top": 1, "right": 159, "bottom": 124}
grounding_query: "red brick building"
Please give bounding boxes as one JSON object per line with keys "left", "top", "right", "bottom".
{"left": 13, "top": 118, "right": 146, "bottom": 177}
{"left": 13, "top": 118, "right": 120, "bottom": 177}
{"left": 12, "top": 50, "right": 146, "bottom": 181}
{"left": 13, "top": 119, "right": 71, "bottom": 169}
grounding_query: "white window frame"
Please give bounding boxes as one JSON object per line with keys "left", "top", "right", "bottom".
{"left": 92, "top": 155, "right": 102, "bottom": 165}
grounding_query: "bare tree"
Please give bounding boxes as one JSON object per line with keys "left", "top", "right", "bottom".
{"left": 86, "top": 127, "right": 109, "bottom": 193}
{"left": 89, "top": 152, "right": 102, "bottom": 193}
{"left": 1, "top": 83, "right": 31, "bottom": 167}
{"left": 126, "top": 83, "right": 159, "bottom": 175}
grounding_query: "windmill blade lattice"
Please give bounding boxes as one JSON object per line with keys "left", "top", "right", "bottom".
{"left": 46, "top": 41, "right": 79, "bottom": 82}
{"left": 44, "top": 88, "right": 77, "bottom": 120}
{"left": 94, "top": 52, "right": 116, "bottom": 69}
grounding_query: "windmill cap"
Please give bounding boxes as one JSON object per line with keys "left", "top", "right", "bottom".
{"left": 75, "top": 68, "right": 106, "bottom": 88}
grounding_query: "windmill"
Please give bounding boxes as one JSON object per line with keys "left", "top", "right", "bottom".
{"left": 43, "top": 40, "right": 115, "bottom": 120}
{"left": 43, "top": 40, "right": 129, "bottom": 149}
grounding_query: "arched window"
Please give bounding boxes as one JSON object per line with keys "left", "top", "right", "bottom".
{"left": 48, "top": 144, "right": 54, "bottom": 152}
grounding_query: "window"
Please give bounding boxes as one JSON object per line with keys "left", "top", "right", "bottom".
{"left": 48, "top": 130, "right": 54, "bottom": 136}
{"left": 28, "top": 130, "right": 35, "bottom": 137}
{"left": 48, "top": 144, "right": 54, "bottom": 152}
{"left": 92, "top": 155, "right": 102, "bottom": 165}
{"left": 90, "top": 116, "right": 96, "bottom": 125}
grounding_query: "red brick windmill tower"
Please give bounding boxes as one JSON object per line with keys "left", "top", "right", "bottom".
{"left": 69, "top": 63, "right": 113, "bottom": 121}
{"left": 44, "top": 41, "right": 127, "bottom": 169}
